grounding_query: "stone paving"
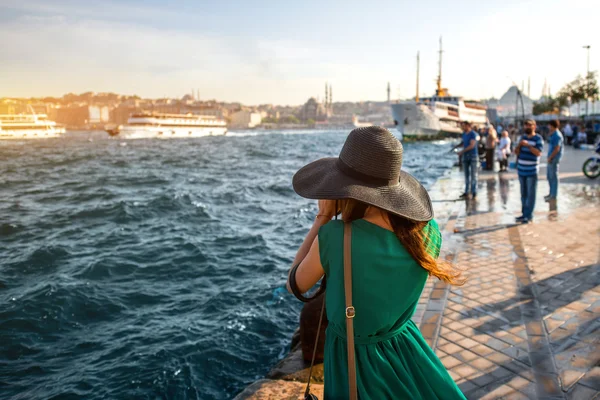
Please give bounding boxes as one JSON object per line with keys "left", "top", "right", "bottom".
{"left": 237, "top": 149, "right": 600, "bottom": 400}
{"left": 421, "top": 167, "right": 600, "bottom": 400}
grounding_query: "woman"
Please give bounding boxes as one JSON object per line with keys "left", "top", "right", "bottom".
{"left": 484, "top": 126, "right": 498, "bottom": 171}
{"left": 287, "top": 126, "right": 465, "bottom": 399}
{"left": 496, "top": 130, "right": 511, "bottom": 172}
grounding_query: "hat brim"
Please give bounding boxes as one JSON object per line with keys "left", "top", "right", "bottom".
{"left": 292, "top": 157, "right": 434, "bottom": 222}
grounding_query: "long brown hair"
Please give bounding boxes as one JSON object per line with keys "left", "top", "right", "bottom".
{"left": 338, "top": 199, "right": 465, "bottom": 286}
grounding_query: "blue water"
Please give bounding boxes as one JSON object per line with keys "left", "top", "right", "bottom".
{"left": 0, "top": 130, "right": 455, "bottom": 399}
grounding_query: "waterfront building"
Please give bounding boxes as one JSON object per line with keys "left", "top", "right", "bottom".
{"left": 490, "top": 86, "right": 534, "bottom": 118}
{"left": 229, "top": 110, "right": 262, "bottom": 128}
{"left": 55, "top": 104, "right": 111, "bottom": 129}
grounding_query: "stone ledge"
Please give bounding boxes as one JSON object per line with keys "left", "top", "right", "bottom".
{"left": 233, "top": 379, "right": 324, "bottom": 400}
{"left": 266, "top": 347, "right": 324, "bottom": 383}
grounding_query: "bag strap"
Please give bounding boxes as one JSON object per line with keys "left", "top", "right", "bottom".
{"left": 343, "top": 222, "right": 358, "bottom": 400}
{"left": 303, "top": 293, "right": 326, "bottom": 400}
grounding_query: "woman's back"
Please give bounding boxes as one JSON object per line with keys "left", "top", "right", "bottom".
{"left": 318, "top": 218, "right": 465, "bottom": 399}
{"left": 319, "top": 219, "right": 436, "bottom": 338}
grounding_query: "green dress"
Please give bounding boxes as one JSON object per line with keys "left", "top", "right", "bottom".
{"left": 318, "top": 219, "right": 466, "bottom": 400}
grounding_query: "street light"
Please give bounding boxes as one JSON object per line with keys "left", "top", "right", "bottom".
{"left": 583, "top": 45, "right": 590, "bottom": 116}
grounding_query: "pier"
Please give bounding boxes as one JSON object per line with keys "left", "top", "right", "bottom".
{"left": 236, "top": 147, "right": 599, "bottom": 399}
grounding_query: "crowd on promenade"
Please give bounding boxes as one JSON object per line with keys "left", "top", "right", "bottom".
{"left": 456, "top": 118, "right": 574, "bottom": 224}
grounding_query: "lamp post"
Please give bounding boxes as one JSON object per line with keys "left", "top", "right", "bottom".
{"left": 583, "top": 45, "right": 590, "bottom": 116}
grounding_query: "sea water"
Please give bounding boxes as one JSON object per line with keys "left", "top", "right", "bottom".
{"left": 0, "top": 130, "right": 455, "bottom": 399}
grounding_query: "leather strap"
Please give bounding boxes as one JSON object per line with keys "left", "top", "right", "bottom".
{"left": 343, "top": 222, "right": 358, "bottom": 400}
{"left": 304, "top": 293, "right": 326, "bottom": 400}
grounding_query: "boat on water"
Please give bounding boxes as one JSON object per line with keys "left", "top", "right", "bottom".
{"left": 105, "top": 112, "right": 227, "bottom": 139}
{"left": 391, "top": 38, "right": 488, "bottom": 139}
{"left": 351, "top": 115, "right": 372, "bottom": 128}
{"left": 0, "top": 108, "right": 65, "bottom": 140}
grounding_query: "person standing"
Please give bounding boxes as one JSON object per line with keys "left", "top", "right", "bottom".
{"left": 288, "top": 126, "right": 466, "bottom": 399}
{"left": 514, "top": 120, "right": 544, "bottom": 224}
{"left": 496, "top": 130, "right": 511, "bottom": 172}
{"left": 545, "top": 120, "right": 563, "bottom": 202}
{"left": 485, "top": 126, "right": 498, "bottom": 170}
{"left": 563, "top": 122, "right": 573, "bottom": 145}
{"left": 458, "top": 121, "right": 478, "bottom": 199}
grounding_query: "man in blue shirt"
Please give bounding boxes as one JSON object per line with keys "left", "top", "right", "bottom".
{"left": 457, "top": 121, "right": 479, "bottom": 199}
{"left": 545, "top": 120, "right": 563, "bottom": 202}
{"left": 514, "top": 119, "right": 544, "bottom": 223}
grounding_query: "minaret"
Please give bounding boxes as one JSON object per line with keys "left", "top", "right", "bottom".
{"left": 387, "top": 82, "right": 391, "bottom": 103}
{"left": 527, "top": 77, "right": 531, "bottom": 98}
{"left": 416, "top": 51, "right": 420, "bottom": 102}
{"left": 329, "top": 84, "right": 332, "bottom": 111}
{"left": 325, "top": 83, "right": 328, "bottom": 107}
{"left": 541, "top": 78, "right": 547, "bottom": 98}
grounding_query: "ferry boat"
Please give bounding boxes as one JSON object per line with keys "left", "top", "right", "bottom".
{"left": 105, "top": 112, "right": 227, "bottom": 139}
{"left": 351, "top": 115, "right": 371, "bottom": 128}
{"left": 0, "top": 111, "right": 65, "bottom": 140}
{"left": 391, "top": 38, "right": 488, "bottom": 138}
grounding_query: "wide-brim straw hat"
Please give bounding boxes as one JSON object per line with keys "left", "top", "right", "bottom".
{"left": 292, "top": 126, "right": 433, "bottom": 222}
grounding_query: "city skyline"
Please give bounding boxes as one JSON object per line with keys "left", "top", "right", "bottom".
{"left": 0, "top": 0, "right": 598, "bottom": 105}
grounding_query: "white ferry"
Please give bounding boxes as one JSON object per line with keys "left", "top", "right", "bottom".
{"left": 105, "top": 112, "right": 227, "bottom": 139}
{"left": 0, "top": 112, "right": 65, "bottom": 140}
{"left": 391, "top": 38, "right": 488, "bottom": 138}
{"left": 391, "top": 95, "right": 488, "bottom": 138}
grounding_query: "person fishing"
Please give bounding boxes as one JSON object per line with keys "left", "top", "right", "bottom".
{"left": 457, "top": 121, "right": 479, "bottom": 199}
{"left": 287, "top": 126, "right": 466, "bottom": 399}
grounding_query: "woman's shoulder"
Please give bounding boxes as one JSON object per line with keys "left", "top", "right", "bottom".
{"left": 318, "top": 219, "right": 344, "bottom": 237}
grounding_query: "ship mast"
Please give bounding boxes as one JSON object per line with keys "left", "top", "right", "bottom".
{"left": 436, "top": 36, "right": 446, "bottom": 97}
{"left": 416, "top": 51, "right": 420, "bottom": 102}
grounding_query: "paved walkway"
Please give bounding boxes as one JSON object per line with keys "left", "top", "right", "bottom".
{"left": 418, "top": 150, "right": 599, "bottom": 399}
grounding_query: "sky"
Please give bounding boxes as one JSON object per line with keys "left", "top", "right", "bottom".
{"left": 0, "top": 0, "right": 598, "bottom": 105}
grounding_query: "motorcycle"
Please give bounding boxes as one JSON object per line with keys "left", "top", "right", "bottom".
{"left": 582, "top": 141, "right": 600, "bottom": 179}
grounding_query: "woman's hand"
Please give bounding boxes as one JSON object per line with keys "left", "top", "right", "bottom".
{"left": 316, "top": 199, "right": 337, "bottom": 222}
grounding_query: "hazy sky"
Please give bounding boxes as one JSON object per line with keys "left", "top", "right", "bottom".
{"left": 0, "top": 0, "right": 598, "bottom": 104}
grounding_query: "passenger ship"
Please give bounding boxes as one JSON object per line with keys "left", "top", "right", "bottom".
{"left": 105, "top": 112, "right": 227, "bottom": 139}
{"left": 390, "top": 38, "right": 488, "bottom": 138}
{"left": 0, "top": 111, "right": 65, "bottom": 139}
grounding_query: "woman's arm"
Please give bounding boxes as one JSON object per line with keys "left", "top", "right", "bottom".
{"left": 286, "top": 227, "right": 325, "bottom": 294}
{"left": 286, "top": 200, "right": 336, "bottom": 294}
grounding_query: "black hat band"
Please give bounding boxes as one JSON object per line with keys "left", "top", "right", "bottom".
{"left": 336, "top": 159, "right": 399, "bottom": 187}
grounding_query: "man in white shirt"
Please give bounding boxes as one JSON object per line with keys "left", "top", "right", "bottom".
{"left": 564, "top": 123, "right": 573, "bottom": 145}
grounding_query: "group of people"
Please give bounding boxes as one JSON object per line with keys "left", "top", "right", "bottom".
{"left": 458, "top": 119, "right": 564, "bottom": 224}
{"left": 562, "top": 122, "right": 589, "bottom": 148}
{"left": 455, "top": 124, "right": 513, "bottom": 175}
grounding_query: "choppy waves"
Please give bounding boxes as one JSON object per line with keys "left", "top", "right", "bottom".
{"left": 0, "top": 130, "right": 455, "bottom": 399}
